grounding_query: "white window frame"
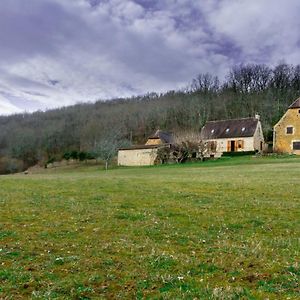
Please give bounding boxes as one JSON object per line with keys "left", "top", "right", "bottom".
{"left": 286, "top": 125, "right": 294, "bottom": 135}
{"left": 292, "top": 140, "right": 300, "bottom": 151}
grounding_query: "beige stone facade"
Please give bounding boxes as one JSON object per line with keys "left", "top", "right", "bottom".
{"left": 118, "top": 148, "right": 158, "bottom": 166}
{"left": 206, "top": 123, "right": 264, "bottom": 154}
{"left": 145, "top": 138, "right": 163, "bottom": 145}
{"left": 202, "top": 117, "right": 265, "bottom": 156}
{"left": 117, "top": 130, "right": 174, "bottom": 166}
{"left": 274, "top": 98, "right": 300, "bottom": 154}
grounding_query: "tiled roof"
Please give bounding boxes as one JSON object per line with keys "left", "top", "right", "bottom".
{"left": 148, "top": 130, "right": 174, "bottom": 144}
{"left": 119, "top": 144, "right": 167, "bottom": 151}
{"left": 201, "top": 118, "right": 258, "bottom": 139}
{"left": 288, "top": 97, "right": 300, "bottom": 109}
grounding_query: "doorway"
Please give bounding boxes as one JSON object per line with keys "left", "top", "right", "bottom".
{"left": 230, "top": 140, "right": 235, "bottom": 152}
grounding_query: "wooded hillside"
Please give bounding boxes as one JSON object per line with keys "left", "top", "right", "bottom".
{"left": 1, "top": 63, "right": 300, "bottom": 173}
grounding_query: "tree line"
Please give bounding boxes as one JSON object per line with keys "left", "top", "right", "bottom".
{"left": 0, "top": 62, "right": 299, "bottom": 173}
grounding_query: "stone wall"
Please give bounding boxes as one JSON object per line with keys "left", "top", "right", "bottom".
{"left": 145, "top": 138, "right": 162, "bottom": 145}
{"left": 274, "top": 108, "right": 300, "bottom": 154}
{"left": 118, "top": 148, "right": 158, "bottom": 166}
{"left": 253, "top": 121, "right": 265, "bottom": 151}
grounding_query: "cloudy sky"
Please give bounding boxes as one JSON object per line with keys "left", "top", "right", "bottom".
{"left": 0, "top": 0, "right": 299, "bottom": 115}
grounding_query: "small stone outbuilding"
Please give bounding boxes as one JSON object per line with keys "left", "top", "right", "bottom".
{"left": 118, "top": 130, "right": 174, "bottom": 166}
{"left": 273, "top": 97, "right": 300, "bottom": 154}
{"left": 201, "top": 115, "right": 265, "bottom": 156}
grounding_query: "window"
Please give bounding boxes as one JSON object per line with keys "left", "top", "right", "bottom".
{"left": 238, "top": 140, "right": 244, "bottom": 149}
{"left": 293, "top": 142, "right": 300, "bottom": 150}
{"left": 207, "top": 141, "right": 217, "bottom": 152}
{"left": 286, "top": 126, "right": 294, "bottom": 134}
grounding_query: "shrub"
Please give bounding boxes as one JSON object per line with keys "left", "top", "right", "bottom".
{"left": 0, "top": 157, "right": 24, "bottom": 174}
{"left": 62, "top": 151, "right": 72, "bottom": 160}
{"left": 47, "top": 157, "right": 55, "bottom": 164}
{"left": 78, "top": 151, "right": 87, "bottom": 161}
{"left": 222, "top": 151, "right": 257, "bottom": 157}
{"left": 70, "top": 150, "right": 79, "bottom": 160}
{"left": 86, "top": 152, "right": 96, "bottom": 160}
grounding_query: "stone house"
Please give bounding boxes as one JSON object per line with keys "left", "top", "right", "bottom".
{"left": 118, "top": 130, "right": 174, "bottom": 166}
{"left": 273, "top": 97, "right": 300, "bottom": 154}
{"left": 201, "top": 115, "right": 265, "bottom": 156}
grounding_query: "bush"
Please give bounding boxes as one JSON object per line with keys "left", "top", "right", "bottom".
{"left": 46, "top": 157, "right": 55, "bottom": 164}
{"left": 78, "top": 151, "right": 87, "bottom": 161}
{"left": 62, "top": 151, "right": 72, "bottom": 160}
{"left": 45, "top": 157, "right": 55, "bottom": 168}
{"left": 86, "top": 152, "right": 96, "bottom": 160}
{"left": 0, "top": 157, "right": 24, "bottom": 174}
{"left": 156, "top": 147, "right": 171, "bottom": 164}
{"left": 63, "top": 151, "right": 95, "bottom": 161}
{"left": 222, "top": 151, "right": 257, "bottom": 157}
{"left": 70, "top": 150, "right": 79, "bottom": 160}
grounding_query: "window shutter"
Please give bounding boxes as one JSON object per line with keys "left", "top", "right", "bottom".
{"left": 227, "top": 141, "right": 231, "bottom": 152}
{"left": 235, "top": 141, "right": 238, "bottom": 151}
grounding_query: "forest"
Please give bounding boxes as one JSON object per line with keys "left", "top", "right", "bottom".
{"left": 0, "top": 63, "right": 300, "bottom": 174}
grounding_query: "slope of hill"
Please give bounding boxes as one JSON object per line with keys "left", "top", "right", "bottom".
{"left": 0, "top": 63, "right": 300, "bottom": 174}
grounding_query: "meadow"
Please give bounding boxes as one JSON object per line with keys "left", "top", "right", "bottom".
{"left": 0, "top": 156, "right": 299, "bottom": 299}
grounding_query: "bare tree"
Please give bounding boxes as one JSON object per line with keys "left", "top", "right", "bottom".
{"left": 191, "top": 73, "right": 220, "bottom": 94}
{"left": 227, "top": 64, "right": 272, "bottom": 93}
{"left": 93, "top": 128, "right": 130, "bottom": 170}
{"left": 171, "top": 131, "right": 209, "bottom": 163}
{"left": 1, "top": 62, "right": 300, "bottom": 174}
{"left": 271, "top": 63, "right": 293, "bottom": 91}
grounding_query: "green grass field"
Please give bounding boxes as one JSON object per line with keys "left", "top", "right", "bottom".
{"left": 0, "top": 156, "right": 299, "bottom": 299}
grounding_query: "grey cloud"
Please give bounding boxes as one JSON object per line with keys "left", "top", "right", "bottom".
{"left": 0, "top": 0, "right": 299, "bottom": 115}
{"left": 0, "top": 1, "right": 80, "bottom": 63}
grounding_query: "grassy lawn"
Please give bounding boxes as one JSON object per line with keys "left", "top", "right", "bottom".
{"left": 0, "top": 156, "right": 299, "bottom": 299}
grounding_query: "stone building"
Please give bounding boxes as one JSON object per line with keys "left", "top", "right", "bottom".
{"left": 118, "top": 130, "right": 174, "bottom": 166}
{"left": 201, "top": 115, "right": 265, "bottom": 156}
{"left": 273, "top": 97, "right": 300, "bottom": 154}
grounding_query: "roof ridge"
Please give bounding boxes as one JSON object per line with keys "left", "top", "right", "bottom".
{"left": 205, "top": 117, "right": 257, "bottom": 123}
